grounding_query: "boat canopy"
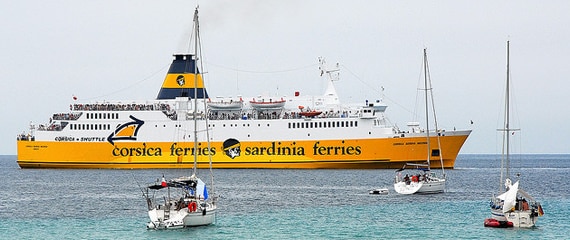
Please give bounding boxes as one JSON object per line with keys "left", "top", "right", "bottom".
{"left": 147, "top": 176, "right": 209, "bottom": 200}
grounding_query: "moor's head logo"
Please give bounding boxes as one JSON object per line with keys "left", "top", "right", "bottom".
{"left": 176, "top": 75, "right": 185, "bottom": 86}
{"left": 223, "top": 138, "right": 241, "bottom": 159}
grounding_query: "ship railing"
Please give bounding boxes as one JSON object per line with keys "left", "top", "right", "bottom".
{"left": 52, "top": 112, "right": 82, "bottom": 121}
{"left": 162, "top": 110, "right": 177, "bottom": 120}
{"left": 17, "top": 133, "right": 34, "bottom": 141}
{"left": 36, "top": 122, "right": 68, "bottom": 131}
{"left": 204, "top": 109, "right": 369, "bottom": 121}
{"left": 72, "top": 103, "right": 172, "bottom": 112}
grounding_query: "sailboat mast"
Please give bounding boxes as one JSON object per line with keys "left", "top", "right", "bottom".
{"left": 423, "top": 48, "right": 431, "bottom": 167}
{"left": 500, "top": 40, "right": 511, "bottom": 192}
{"left": 505, "top": 40, "right": 511, "bottom": 180}
{"left": 192, "top": 8, "right": 199, "bottom": 176}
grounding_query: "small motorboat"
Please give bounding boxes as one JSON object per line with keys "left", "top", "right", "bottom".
{"left": 369, "top": 188, "right": 389, "bottom": 195}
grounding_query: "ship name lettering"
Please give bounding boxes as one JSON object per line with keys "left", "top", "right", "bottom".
{"left": 55, "top": 136, "right": 75, "bottom": 142}
{"left": 169, "top": 142, "right": 216, "bottom": 156}
{"left": 112, "top": 143, "right": 162, "bottom": 157}
{"left": 312, "top": 141, "right": 362, "bottom": 156}
{"left": 80, "top": 137, "right": 106, "bottom": 142}
{"left": 244, "top": 142, "right": 305, "bottom": 156}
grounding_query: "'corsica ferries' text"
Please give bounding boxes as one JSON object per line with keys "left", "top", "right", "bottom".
{"left": 112, "top": 143, "right": 216, "bottom": 157}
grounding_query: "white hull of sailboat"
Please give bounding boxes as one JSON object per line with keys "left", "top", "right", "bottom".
{"left": 417, "top": 178, "right": 445, "bottom": 194}
{"left": 490, "top": 209, "right": 508, "bottom": 222}
{"left": 394, "top": 181, "right": 423, "bottom": 195}
{"left": 148, "top": 206, "right": 216, "bottom": 229}
{"left": 393, "top": 178, "right": 445, "bottom": 194}
{"left": 505, "top": 211, "right": 538, "bottom": 228}
{"left": 491, "top": 209, "right": 538, "bottom": 228}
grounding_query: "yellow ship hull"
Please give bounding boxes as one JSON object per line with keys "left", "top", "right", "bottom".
{"left": 17, "top": 134, "right": 469, "bottom": 169}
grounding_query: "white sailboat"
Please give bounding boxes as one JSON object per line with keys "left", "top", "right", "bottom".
{"left": 143, "top": 8, "right": 217, "bottom": 229}
{"left": 484, "top": 41, "right": 544, "bottom": 228}
{"left": 394, "top": 48, "right": 446, "bottom": 195}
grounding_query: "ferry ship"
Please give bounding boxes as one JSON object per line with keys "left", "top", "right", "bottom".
{"left": 16, "top": 54, "right": 471, "bottom": 169}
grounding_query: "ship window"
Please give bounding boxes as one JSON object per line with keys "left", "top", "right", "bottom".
{"left": 350, "top": 121, "right": 353, "bottom": 127}
{"left": 310, "top": 122, "right": 313, "bottom": 128}
{"left": 288, "top": 123, "right": 291, "bottom": 128}
{"left": 431, "top": 149, "right": 440, "bottom": 157}
{"left": 267, "top": 124, "right": 270, "bottom": 127}
{"left": 319, "top": 122, "right": 322, "bottom": 128}
{"left": 223, "top": 124, "right": 226, "bottom": 127}
{"left": 355, "top": 121, "right": 358, "bottom": 127}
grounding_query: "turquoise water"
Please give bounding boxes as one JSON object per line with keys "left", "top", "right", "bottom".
{"left": 1, "top": 154, "right": 568, "bottom": 239}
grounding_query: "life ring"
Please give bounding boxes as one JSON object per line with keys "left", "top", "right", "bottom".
{"left": 188, "top": 202, "right": 197, "bottom": 212}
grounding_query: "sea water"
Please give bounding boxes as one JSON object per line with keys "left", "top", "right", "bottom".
{"left": 1, "top": 154, "right": 568, "bottom": 239}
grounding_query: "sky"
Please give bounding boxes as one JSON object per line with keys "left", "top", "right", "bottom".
{"left": 1, "top": 0, "right": 569, "bottom": 155}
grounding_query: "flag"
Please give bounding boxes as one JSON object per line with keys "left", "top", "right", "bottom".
{"left": 161, "top": 176, "right": 167, "bottom": 187}
{"left": 196, "top": 178, "right": 208, "bottom": 200}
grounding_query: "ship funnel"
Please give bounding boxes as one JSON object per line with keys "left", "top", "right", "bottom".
{"left": 156, "top": 54, "right": 209, "bottom": 100}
